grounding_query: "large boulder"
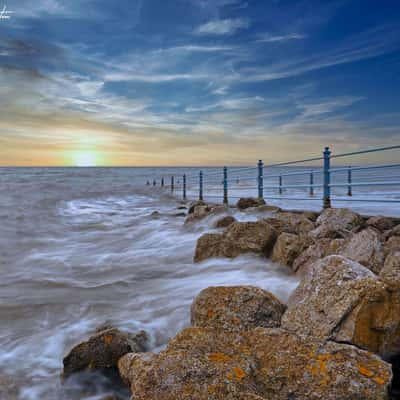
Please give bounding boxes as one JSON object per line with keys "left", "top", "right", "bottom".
{"left": 214, "top": 215, "right": 236, "bottom": 229}
{"left": 63, "top": 326, "right": 148, "bottom": 378}
{"left": 380, "top": 251, "right": 400, "bottom": 290}
{"left": 119, "top": 327, "right": 392, "bottom": 400}
{"left": 191, "top": 286, "right": 286, "bottom": 332}
{"left": 367, "top": 215, "right": 400, "bottom": 232}
{"left": 383, "top": 236, "right": 400, "bottom": 257}
{"left": 310, "top": 208, "right": 364, "bottom": 239}
{"left": 264, "top": 212, "right": 314, "bottom": 235}
{"left": 271, "top": 232, "right": 311, "bottom": 267}
{"left": 194, "top": 221, "right": 277, "bottom": 262}
{"left": 292, "top": 238, "right": 344, "bottom": 275}
{"left": 339, "top": 227, "right": 384, "bottom": 274}
{"left": 282, "top": 255, "right": 400, "bottom": 359}
{"left": 236, "top": 197, "right": 265, "bottom": 210}
{"left": 186, "top": 204, "right": 228, "bottom": 223}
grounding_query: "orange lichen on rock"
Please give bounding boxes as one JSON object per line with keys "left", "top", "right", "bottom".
{"left": 208, "top": 352, "right": 231, "bottom": 363}
{"left": 233, "top": 367, "right": 246, "bottom": 381}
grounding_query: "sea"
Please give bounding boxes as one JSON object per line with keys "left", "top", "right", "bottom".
{"left": 1, "top": 166, "right": 399, "bottom": 399}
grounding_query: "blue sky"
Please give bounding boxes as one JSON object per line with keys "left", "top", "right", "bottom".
{"left": 0, "top": 0, "right": 400, "bottom": 165}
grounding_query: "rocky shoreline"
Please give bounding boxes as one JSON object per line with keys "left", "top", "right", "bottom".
{"left": 60, "top": 198, "right": 400, "bottom": 399}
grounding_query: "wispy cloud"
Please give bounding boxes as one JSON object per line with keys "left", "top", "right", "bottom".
{"left": 257, "top": 33, "right": 306, "bottom": 43}
{"left": 195, "top": 18, "right": 249, "bottom": 35}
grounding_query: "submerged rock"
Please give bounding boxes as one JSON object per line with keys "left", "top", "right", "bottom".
{"left": 236, "top": 197, "right": 265, "bottom": 210}
{"left": 119, "top": 327, "right": 392, "bottom": 400}
{"left": 214, "top": 215, "right": 236, "bottom": 228}
{"left": 194, "top": 221, "right": 277, "bottom": 262}
{"left": 185, "top": 204, "right": 228, "bottom": 223}
{"left": 63, "top": 326, "right": 148, "bottom": 378}
{"left": 283, "top": 255, "right": 400, "bottom": 359}
{"left": 191, "top": 286, "right": 286, "bottom": 332}
{"left": 310, "top": 208, "right": 364, "bottom": 239}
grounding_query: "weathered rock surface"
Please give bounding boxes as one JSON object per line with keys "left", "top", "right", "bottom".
{"left": 214, "top": 215, "right": 236, "bottom": 228}
{"left": 119, "top": 327, "right": 392, "bottom": 400}
{"left": 310, "top": 208, "right": 364, "bottom": 239}
{"left": 292, "top": 238, "right": 343, "bottom": 274}
{"left": 63, "top": 326, "right": 148, "bottom": 377}
{"left": 380, "top": 251, "right": 400, "bottom": 290}
{"left": 271, "top": 232, "right": 310, "bottom": 267}
{"left": 283, "top": 255, "right": 400, "bottom": 359}
{"left": 236, "top": 197, "right": 265, "bottom": 210}
{"left": 338, "top": 227, "right": 384, "bottom": 274}
{"left": 194, "top": 221, "right": 277, "bottom": 262}
{"left": 186, "top": 204, "right": 228, "bottom": 223}
{"left": 191, "top": 286, "right": 286, "bottom": 332}
{"left": 264, "top": 212, "right": 314, "bottom": 235}
{"left": 188, "top": 200, "right": 206, "bottom": 214}
{"left": 384, "top": 235, "right": 400, "bottom": 257}
{"left": 367, "top": 215, "right": 400, "bottom": 232}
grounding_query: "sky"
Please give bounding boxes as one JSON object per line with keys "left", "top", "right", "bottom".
{"left": 0, "top": 0, "right": 399, "bottom": 166}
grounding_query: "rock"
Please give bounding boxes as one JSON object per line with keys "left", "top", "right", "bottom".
{"left": 271, "top": 232, "right": 311, "bottom": 267}
{"left": 150, "top": 211, "right": 160, "bottom": 218}
{"left": 194, "top": 233, "right": 225, "bottom": 262}
{"left": 188, "top": 200, "right": 206, "bottom": 214}
{"left": 191, "top": 286, "right": 286, "bottom": 332}
{"left": 283, "top": 255, "right": 400, "bottom": 359}
{"left": 367, "top": 215, "right": 400, "bottom": 232}
{"left": 380, "top": 251, "right": 400, "bottom": 290}
{"left": 0, "top": 375, "right": 18, "bottom": 400}
{"left": 301, "top": 210, "right": 320, "bottom": 222}
{"left": 214, "top": 215, "right": 236, "bottom": 228}
{"left": 236, "top": 197, "right": 266, "bottom": 210}
{"left": 177, "top": 206, "right": 188, "bottom": 210}
{"left": 173, "top": 212, "right": 187, "bottom": 217}
{"left": 310, "top": 208, "right": 364, "bottom": 239}
{"left": 63, "top": 326, "right": 148, "bottom": 378}
{"left": 384, "top": 236, "right": 400, "bottom": 257}
{"left": 263, "top": 212, "right": 314, "bottom": 235}
{"left": 120, "top": 326, "right": 392, "bottom": 400}
{"left": 194, "top": 221, "right": 277, "bottom": 262}
{"left": 339, "top": 227, "right": 384, "bottom": 274}
{"left": 244, "top": 205, "right": 281, "bottom": 213}
{"left": 185, "top": 204, "right": 228, "bottom": 223}
{"left": 292, "top": 238, "right": 344, "bottom": 275}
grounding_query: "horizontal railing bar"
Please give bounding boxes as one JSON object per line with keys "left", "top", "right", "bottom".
{"left": 263, "top": 184, "right": 324, "bottom": 189}
{"left": 331, "top": 145, "right": 400, "bottom": 159}
{"left": 331, "top": 197, "right": 400, "bottom": 203}
{"left": 329, "top": 181, "right": 400, "bottom": 187}
{"left": 329, "top": 163, "right": 400, "bottom": 173}
{"left": 264, "top": 156, "right": 324, "bottom": 168}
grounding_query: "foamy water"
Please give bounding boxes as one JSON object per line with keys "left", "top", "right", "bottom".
{"left": 0, "top": 168, "right": 298, "bottom": 399}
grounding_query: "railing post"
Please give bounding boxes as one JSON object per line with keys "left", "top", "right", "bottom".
{"left": 183, "top": 174, "right": 187, "bottom": 200}
{"left": 257, "top": 160, "right": 263, "bottom": 199}
{"left": 146, "top": 180, "right": 150, "bottom": 186}
{"left": 161, "top": 177, "right": 164, "bottom": 187}
{"left": 323, "top": 146, "right": 331, "bottom": 208}
{"left": 223, "top": 166, "right": 228, "bottom": 204}
{"left": 279, "top": 175, "right": 283, "bottom": 195}
{"left": 171, "top": 176, "right": 174, "bottom": 193}
{"left": 153, "top": 179, "right": 156, "bottom": 186}
{"left": 347, "top": 166, "right": 352, "bottom": 196}
{"left": 309, "top": 171, "right": 314, "bottom": 196}
{"left": 199, "top": 171, "right": 203, "bottom": 201}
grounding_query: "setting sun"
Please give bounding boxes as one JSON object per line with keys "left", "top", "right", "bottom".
{"left": 73, "top": 151, "right": 98, "bottom": 167}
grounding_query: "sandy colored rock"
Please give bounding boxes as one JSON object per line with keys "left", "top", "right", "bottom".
{"left": 310, "top": 208, "right": 364, "bottom": 239}
{"left": 186, "top": 204, "right": 228, "bottom": 223}
{"left": 120, "top": 326, "right": 392, "bottom": 400}
{"left": 271, "top": 232, "right": 311, "bottom": 267}
{"left": 194, "top": 233, "right": 225, "bottom": 262}
{"left": 283, "top": 255, "right": 400, "bottom": 359}
{"left": 63, "top": 327, "right": 148, "bottom": 377}
{"left": 194, "top": 221, "right": 277, "bottom": 262}
{"left": 191, "top": 286, "right": 286, "bottom": 332}
{"left": 188, "top": 200, "right": 206, "bottom": 214}
{"left": 214, "top": 215, "right": 236, "bottom": 228}
{"left": 236, "top": 197, "right": 265, "bottom": 210}
{"left": 380, "top": 251, "right": 400, "bottom": 290}
{"left": 339, "top": 227, "right": 384, "bottom": 274}
{"left": 383, "top": 236, "right": 400, "bottom": 257}
{"left": 367, "top": 215, "right": 400, "bottom": 232}
{"left": 292, "top": 238, "right": 344, "bottom": 274}
{"left": 264, "top": 212, "right": 314, "bottom": 235}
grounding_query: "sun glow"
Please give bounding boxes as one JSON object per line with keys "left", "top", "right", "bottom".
{"left": 73, "top": 151, "right": 98, "bottom": 167}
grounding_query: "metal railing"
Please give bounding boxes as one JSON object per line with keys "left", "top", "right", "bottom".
{"left": 147, "top": 145, "right": 400, "bottom": 210}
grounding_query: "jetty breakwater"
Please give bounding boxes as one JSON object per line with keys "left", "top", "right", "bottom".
{"left": 56, "top": 197, "right": 400, "bottom": 400}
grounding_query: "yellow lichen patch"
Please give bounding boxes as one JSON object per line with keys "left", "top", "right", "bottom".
{"left": 207, "top": 309, "right": 216, "bottom": 317}
{"left": 208, "top": 352, "right": 231, "bottom": 363}
{"left": 373, "top": 376, "right": 387, "bottom": 385}
{"left": 358, "top": 365, "right": 374, "bottom": 378}
{"left": 103, "top": 334, "right": 113, "bottom": 345}
{"left": 233, "top": 367, "right": 246, "bottom": 382}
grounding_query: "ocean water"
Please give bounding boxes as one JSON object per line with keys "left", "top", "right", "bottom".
{"left": 0, "top": 167, "right": 299, "bottom": 400}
